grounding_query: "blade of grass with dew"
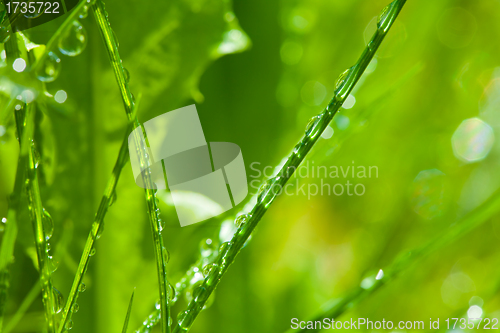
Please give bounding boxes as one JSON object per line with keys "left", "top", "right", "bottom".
{"left": 121, "top": 289, "right": 135, "bottom": 333}
{"left": 23, "top": 102, "right": 59, "bottom": 333}
{"left": 136, "top": 237, "right": 220, "bottom": 332}
{"left": 285, "top": 187, "right": 500, "bottom": 333}
{"left": 170, "top": 1, "right": 407, "bottom": 332}
{"left": 57, "top": 101, "right": 139, "bottom": 333}
{"left": 91, "top": 2, "right": 171, "bottom": 332}
{"left": 4, "top": 211, "right": 73, "bottom": 333}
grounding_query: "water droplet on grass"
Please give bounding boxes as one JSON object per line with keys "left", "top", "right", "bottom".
{"left": 202, "top": 263, "right": 217, "bottom": 278}
{"left": 53, "top": 288, "right": 64, "bottom": 313}
{"left": 234, "top": 214, "right": 250, "bottom": 229}
{"left": 36, "top": 52, "right": 61, "bottom": 82}
{"left": 78, "top": 283, "right": 86, "bottom": 292}
{"left": 162, "top": 247, "right": 170, "bottom": 264}
{"left": 59, "top": 21, "right": 88, "bottom": 57}
{"left": 42, "top": 209, "right": 54, "bottom": 240}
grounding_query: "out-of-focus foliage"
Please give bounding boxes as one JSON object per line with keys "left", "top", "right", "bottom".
{"left": 1, "top": 0, "right": 500, "bottom": 332}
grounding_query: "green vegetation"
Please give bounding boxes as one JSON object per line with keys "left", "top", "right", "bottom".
{"left": 1, "top": 0, "right": 500, "bottom": 332}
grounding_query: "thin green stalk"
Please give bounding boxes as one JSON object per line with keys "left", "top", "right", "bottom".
{"left": 3, "top": 280, "right": 40, "bottom": 333}
{"left": 57, "top": 115, "right": 137, "bottom": 333}
{"left": 286, "top": 186, "right": 500, "bottom": 333}
{"left": 122, "top": 289, "right": 135, "bottom": 333}
{"left": 24, "top": 103, "right": 57, "bottom": 333}
{"left": 171, "top": 1, "right": 407, "bottom": 332}
{"left": 137, "top": 238, "right": 220, "bottom": 332}
{"left": 91, "top": 1, "right": 171, "bottom": 332}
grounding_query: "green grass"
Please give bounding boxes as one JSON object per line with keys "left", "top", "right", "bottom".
{"left": 2, "top": 0, "right": 500, "bottom": 332}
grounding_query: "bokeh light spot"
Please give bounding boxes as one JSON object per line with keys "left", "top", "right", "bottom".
{"left": 54, "top": 90, "right": 68, "bottom": 104}
{"left": 452, "top": 118, "right": 494, "bottom": 163}
{"left": 410, "top": 169, "right": 449, "bottom": 220}
{"left": 13, "top": 58, "right": 26, "bottom": 72}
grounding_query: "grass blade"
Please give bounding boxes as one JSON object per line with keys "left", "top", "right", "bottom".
{"left": 121, "top": 289, "right": 135, "bottom": 333}
{"left": 23, "top": 103, "right": 58, "bottom": 333}
{"left": 91, "top": 2, "right": 171, "bottom": 332}
{"left": 171, "top": 1, "right": 407, "bottom": 332}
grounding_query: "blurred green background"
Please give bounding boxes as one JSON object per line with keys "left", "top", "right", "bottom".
{"left": 2, "top": 0, "right": 500, "bottom": 332}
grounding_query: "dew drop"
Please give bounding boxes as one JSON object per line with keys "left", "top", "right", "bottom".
{"left": 202, "top": 263, "right": 217, "bottom": 278}
{"left": 65, "top": 320, "right": 73, "bottom": 330}
{"left": 218, "top": 242, "right": 231, "bottom": 258}
{"left": 52, "top": 288, "right": 64, "bottom": 314}
{"left": 71, "top": 303, "right": 79, "bottom": 313}
{"left": 108, "top": 191, "right": 117, "bottom": 207}
{"left": 78, "top": 283, "right": 86, "bottom": 293}
{"left": 177, "top": 311, "right": 190, "bottom": 330}
{"left": 96, "top": 223, "right": 104, "bottom": 239}
{"left": 335, "top": 68, "right": 351, "bottom": 91}
{"left": 36, "top": 52, "right": 61, "bottom": 83}
{"left": 124, "top": 67, "right": 130, "bottom": 83}
{"left": 42, "top": 209, "right": 54, "bottom": 240}
{"left": 89, "top": 248, "right": 96, "bottom": 257}
{"left": 112, "top": 29, "right": 120, "bottom": 48}
{"left": 158, "top": 218, "right": 165, "bottom": 232}
{"left": 162, "top": 247, "right": 170, "bottom": 264}
{"left": 305, "top": 114, "right": 323, "bottom": 138}
{"left": 59, "top": 21, "right": 88, "bottom": 57}
{"left": 24, "top": 7, "right": 44, "bottom": 19}
{"left": 257, "top": 178, "right": 280, "bottom": 206}
{"left": 234, "top": 214, "right": 251, "bottom": 229}
{"left": 48, "top": 255, "right": 59, "bottom": 272}
{"left": 167, "top": 283, "right": 176, "bottom": 301}
{"left": 192, "top": 285, "right": 208, "bottom": 302}
{"left": 79, "top": 5, "right": 89, "bottom": 19}
{"left": 377, "top": 3, "right": 393, "bottom": 30}
{"left": 155, "top": 300, "right": 160, "bottom": 310}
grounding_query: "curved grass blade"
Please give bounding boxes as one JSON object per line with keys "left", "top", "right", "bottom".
{"left": 91, "top": 2, "right": 171, "bottom": 332}
{"left": 286, "top": 186, "right": 500, "bottom": 333}
{"left": 171, "top": 1, "right": 407, "bottom": 332}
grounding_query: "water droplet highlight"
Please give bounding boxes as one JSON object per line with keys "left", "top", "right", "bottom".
{"left": 42, "top": 209, "right": 54, "bottom": 240}
{"left": 52, "top": 288, "right": 64, "bottom": 313}
{"left": 36, "top": 52, "right": 61, "bottom": 83}
{"left": 59, "top": 21, "right": 88, "bottom": 57}
{"left": 234, "top": 214, "right": 251, "bottom": 229}
{"left": 202, "top": 263, "right": 217, "bottom": 278}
